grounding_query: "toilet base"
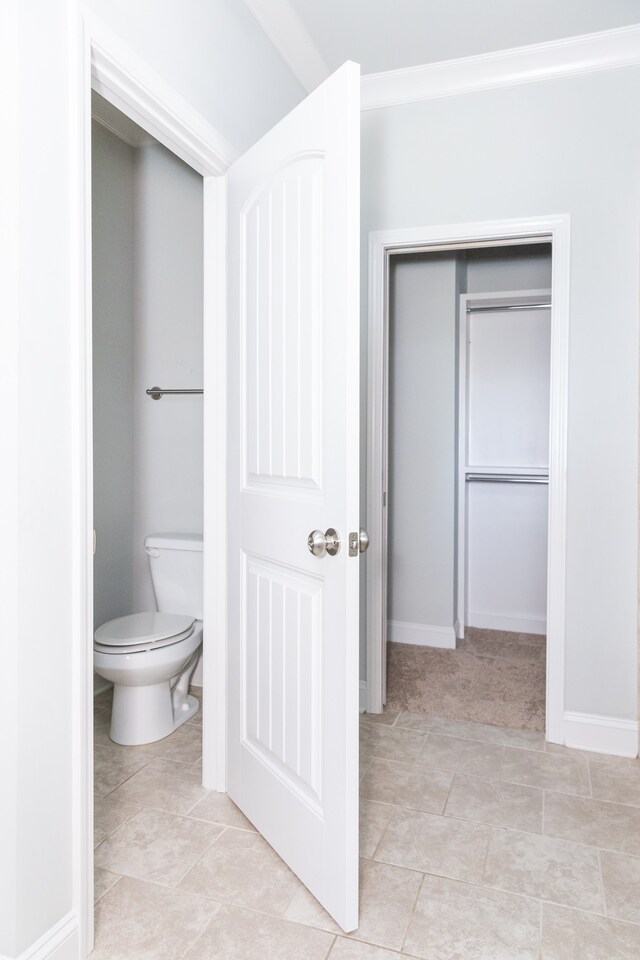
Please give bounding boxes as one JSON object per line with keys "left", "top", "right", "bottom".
{"left": 110, "top": 684, "right": 200, "bottom": 746}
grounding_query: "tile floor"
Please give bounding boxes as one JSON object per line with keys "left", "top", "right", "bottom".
{"left": 93, "top": 691, "right": 640, "bottom": 959}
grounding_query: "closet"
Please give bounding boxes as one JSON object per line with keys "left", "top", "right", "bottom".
{"left": 459, "top": 291, "right": 551, "bottom": 637}
{"left": 386, "top": 242, "right": 552, "bottom": 720}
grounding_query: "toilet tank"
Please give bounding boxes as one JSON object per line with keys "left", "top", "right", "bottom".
{"left": 145, "top": 533, "right": 203, "bottom": 619}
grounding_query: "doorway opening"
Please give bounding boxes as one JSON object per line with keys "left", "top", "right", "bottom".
{"left": 365, "top": 218, "right": 570, "bottom": 743}
{"left": 385, "top": 244, "right": 551, "bottom": 730}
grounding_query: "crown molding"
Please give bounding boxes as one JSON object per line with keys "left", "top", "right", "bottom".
{"left": 243, "top": 0, "right": 330, "bottom": 93}
{"left": 361, "top": 24, "right": 640, "bottom": 111}
{"left": 88, "top": 12, "right": 239, "bottom": 175}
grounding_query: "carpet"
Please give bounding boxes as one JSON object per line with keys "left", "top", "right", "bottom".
{"left": 385, "top": 627, "right": 546, "bottom": 731}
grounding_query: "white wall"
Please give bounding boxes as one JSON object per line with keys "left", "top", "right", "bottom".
{"left": 92, "top": 121, "right": 135, "bottom": 631}
{"left": 85, "top": 0, "right": 304, "bottom": 152}
{"left": 363, "top": 66, "right": 640, "bottom": 724}
{"left": 3, "top": 1, "right": 303, "bottom": 956}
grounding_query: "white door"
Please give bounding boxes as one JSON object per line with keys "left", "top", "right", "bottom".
{"left": 226, "top": 63, "right": 361, "bottom": 932}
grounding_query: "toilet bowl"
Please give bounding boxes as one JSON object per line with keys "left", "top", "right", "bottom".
{"left": 94, "top": 611, "right": 203, "bottom": 745}
{"left": 94, "top": 533, "right": 204, "bottom": 746}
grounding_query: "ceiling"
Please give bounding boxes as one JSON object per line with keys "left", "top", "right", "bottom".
{"left": 244, "top": 0, "right": 640, "bottom": 90}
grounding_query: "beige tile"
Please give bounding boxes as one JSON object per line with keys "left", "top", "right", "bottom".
{"left": 394, "top": 712, "right": 435, "bottom": 734}
{"left": 360, "top": 724, "right": 426, "bottom": 762}
{"left": 94, "top": 795, "right": 141, "bottom": 846}
{"left": 359, "top": 710, "right": 400, "bottom": 726}
{"left": 146, "top": 721, "right": 203, "bottom": 764}
{"left": 359, "top": 756, "right": 373, "bottom": 782}
{"left": 541, "top": 902, "right": 640, "bottom": 960}
{"left": 94, "top": 867, "right": 120, "bottom": 903}
{"left": 93, "top": 717, "right": 158, "bottom": 753}
{"left": 374, "top": 808, "right": 490, "bottom": 883}
{"left": 544, "top": 791, "right": 640, "bottom": 855}
{"left": 285, "top": 859, "right": 421, "bottom": 950}
{"left": 418, "top": 734, "right": 505, "bottom": 779}
{"left": 94, "top": 687, "right": 113, "bottom": 710}
{"left": 483, "top": 827, "right": 603, "bottom": 912}
{"left": 399, "top": 714, "right": 545, "bottom": 751}
{"left": 360, "top": 757, "right": 452, "bottom": 814}
{"left": 590, "top": 762, "right": 640, "bottom": 807}
{"left": 179, "top": 826, "right": 300, "bottom": 914}
{"left": 92, "top": 876, "right": 220, "bottom": 960}
{"left": 95, "top": 806, "right": 223, "bottom": 886}
{"left": 359, "top": 800, "right": 394, "bottom": 859}
{"left": 329, "top": 940, "right": 402, "bottom": 960}
{"left": 107, "top": 757, "right": 207, "bottom": 814}
{"left": 501, "top": 747, "right": 590, "bottom": 796}
{"left": 93, "top": 744, "right": 150, "bottom": 797}
{"left": 188, "top": 791, "right": 257, "bottom": 831}
{"left": 403, "top": 874, "right": 540, "bottom": 960}
{"left": 545, "top": 742, "right": 635, "bottom": 765}
{"left": 445, "top": 774, "right": 543, "bottom": 833}
{"left": 601, "top": 850, "right": 640, "bottom": 923}
{"left": 184, "top": 903, "right": 334, "bottom": 960}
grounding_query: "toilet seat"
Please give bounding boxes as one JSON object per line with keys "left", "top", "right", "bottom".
{"left": 94, "top": 611, "right": 195, "bottom": 655}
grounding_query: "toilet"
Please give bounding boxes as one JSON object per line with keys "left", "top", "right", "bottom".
{"left": 94, "top": 533, "right": 204, "bottom": 746}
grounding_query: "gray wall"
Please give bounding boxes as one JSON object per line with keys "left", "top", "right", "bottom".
{"left": 362, "top": 66, "right": 640, "bottom": 722}
{"left": 131, "top": 142, "right": 204, "bottom": 614}
{"left": 92, "top": 121, "right": 135, "bottom": 631}
{"left": 387, "top": 248, "right": 551, "bottom": 636}
{"left": 388, "top": 254, "right": 460, "bottom": 628}
{"left": 92, "top": 127, "right": 203, "bottom": 655}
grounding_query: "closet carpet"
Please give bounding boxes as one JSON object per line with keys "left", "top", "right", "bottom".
{"left": 385, "top": 628, "right": 546, "bottom": 732}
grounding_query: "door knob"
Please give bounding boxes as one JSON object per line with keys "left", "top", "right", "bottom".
{"left": 307, "top": 528, "right": 341, "bottom": 557}
{"left": 349, "top": 529, "right": 370, "bottom": 556}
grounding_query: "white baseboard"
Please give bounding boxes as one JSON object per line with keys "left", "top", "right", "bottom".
{"left": 3, "top": 913, "right": 80, "bottom": 960}
{"left": 359, "top": 680, "right": 367, "bottom": 713}
{"left": 388, "top": 619, "right": 456, "bottom": 649}
{"left": 467, "top": 612, "right": 546, "bottom": 635}
{"left": 563, "top": 711, "right": 638, "bottom": 758}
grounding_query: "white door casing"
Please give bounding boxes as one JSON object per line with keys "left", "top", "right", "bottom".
{"left": 226, "top": 63, "right": 361, "bottom": 931}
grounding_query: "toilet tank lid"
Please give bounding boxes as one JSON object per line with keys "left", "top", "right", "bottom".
{"left": 145, "top": 533, "right": 203, "bottom": 552}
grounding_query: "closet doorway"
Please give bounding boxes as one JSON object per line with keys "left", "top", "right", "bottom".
{"left": 366, "top": 219, "right": 570, "bottom": 742}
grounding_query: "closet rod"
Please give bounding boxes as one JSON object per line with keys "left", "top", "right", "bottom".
{"left": 146, "top": 386, "right": 203, "bottom": 400}
{"left": 465, "top": 473, "right": 549, "bottom": 484}
{"left": 466, "top": 302, "right": 551, "bottom": 313}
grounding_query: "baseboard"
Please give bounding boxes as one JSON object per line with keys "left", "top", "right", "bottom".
{"left": 1, "top": 913, "right": 80, "bottom": 960}
{"left": 563, "top": 711, "right": 638, "bottom": 758}
{"left": 467, "top": 612, "right": 546, "bottom": 635}
{"left": 388, "top": 619, "right": 456, "bottom": 649}
{"left": 359, "top": 680, "right": 367, "bottom": 713}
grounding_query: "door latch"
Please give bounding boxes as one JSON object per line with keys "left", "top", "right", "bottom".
{"left": 348, "top": 530, "right": 370, "bottom": 557}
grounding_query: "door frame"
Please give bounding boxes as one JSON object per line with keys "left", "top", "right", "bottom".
{"left": 76, "top": 12, "right": 235, "bottom": 953}
{"left": 365, "top": 216, "right": 570, "bottom": 744}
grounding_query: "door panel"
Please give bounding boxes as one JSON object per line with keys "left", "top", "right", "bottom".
{"left": 226, "top": 62, "right": 360, "bottom": 932}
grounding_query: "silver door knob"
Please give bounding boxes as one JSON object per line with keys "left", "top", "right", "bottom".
{"left": 307, "top": 528, "right": 341, "bottom": 557}
{"left": 349, "top": 529, "right": 370, "bottom": 556}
